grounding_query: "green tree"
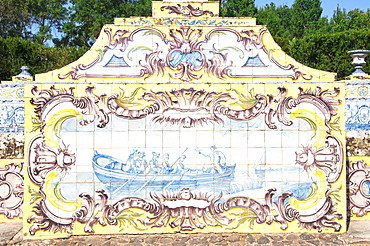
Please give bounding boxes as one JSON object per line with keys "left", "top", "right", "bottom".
{"left": 285, "top": 29, "right": 370, "bottom": 80}
{"left": 0, "top": 37, "right": 87, "bottom": 81}
{"left": 0, "top": 0, "right": 31, "bottom": 39}
{"left": 220, "top": 0, "right": 257, "bottom": 17}
{"left": 61, "top": 0, "right": 151, "bottom": 47}
{"left": 256, "top": 3, "right": 292, "bottom": 38}
{"left": 0, "top": 0, "right": 68, "bottom": 46}
{"left": 327, "top": 7, "right": 370, "bottom": 33}
{"left": 27, "top": 0, "right": 69, "bottom": 45}
{"left": 290, "top": 0, "right": 324, "bottom": 38}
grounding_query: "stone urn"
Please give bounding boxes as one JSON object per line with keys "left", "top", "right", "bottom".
{"left": 348, "top": 49, "right": 370, "bottom": 76}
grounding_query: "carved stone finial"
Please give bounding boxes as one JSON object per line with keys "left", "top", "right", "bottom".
{"left": 12, "top": 65, "right": 33, "bottom": 82}
{"left": 348, "top": 49, "right": 370, "bottom": 76}
{"left": 17, "top": 66, "right": 32, "bottom": 77}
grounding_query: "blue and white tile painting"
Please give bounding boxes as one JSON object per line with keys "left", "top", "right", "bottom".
{"left": 346, "top": 82, "right": 370, "bottom": 99}
{"left": 58, "top": 112, "right": 314, "bottom": 202}
{"left": 0, "top": 101, "right": 24, "bottom": 133}
{"left": 0, "top": 85, "right": 24, "bottom": 133}
{"left": 346, "top": 102, "right": 370, "bottom": 131}
{"left": 346, "top": 82, "right": 370, "bottom": 131}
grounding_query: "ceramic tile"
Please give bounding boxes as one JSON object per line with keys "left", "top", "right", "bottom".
{"left": 247, "top": 131, "right": 265, "bottom": 148}
{"left": 265, "top": 148, "right": 283, "bottom": 165}
{"left": 19, "top": 1, "right": 346, "bottom": 237}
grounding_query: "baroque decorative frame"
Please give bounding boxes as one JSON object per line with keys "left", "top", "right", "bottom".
{"left": 58, "top": 27, "right": 312, "bottom": 82}
{"left": 348, "top": 159, "right": 370, "bottom": 217}
{"left": 25, "top": 83, "right": 345, "bottom": 235}
{"left": 0, "top": 162, "right": 24, "bottom": 219}
{"left": 160, "top": 4, "right": 215, "bottom": 17}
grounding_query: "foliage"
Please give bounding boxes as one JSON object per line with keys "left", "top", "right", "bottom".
{"left": 285, "top": 29, "right": 370, "bottom": 80}
{"left": 116, "top": 209, "right": 146, "bottom": 231}
{"left": 327, "top": 7, "right": 370, "bottom": 33}
{"left": 27, "top": 0, "right": 69, "bottom": 45}
{"left": 256, "top": 2, "right": 370, "bottom": 46}
{"left": 60, "top": 0, "right": 152, "bottom": 47}
{"left": 254, "top": 1, "right": 370, "bottom": 80}
{"left": 0, "top": 0, "right": 68, "bottom": 46}
{"left": 290, "top": 0, "right": 323, "bottom": 39}
{"left": 0, "top": 0, "right": 31, "bottom": 40}
{"left": 256, "top": 3, "right": 292, "bottom": 39}
{"left": 220, "top": 0, "right": 257, "bottom": 17}
{"left": 0, "top": 37, "right": 87, "bottom": 81}
{"left": 0, "top": 0, "right": 151, "bottom": 47}
{"left": 226, "top": 208, "right": 258, "bottom": 230}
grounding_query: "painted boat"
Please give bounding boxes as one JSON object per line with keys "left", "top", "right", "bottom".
{"left": 92, "top": 151, "right": 236, "bottom": 192}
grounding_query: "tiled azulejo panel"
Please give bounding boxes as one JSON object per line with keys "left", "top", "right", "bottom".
{"left": 0, "top": 84, "right": 25, "bottom": 222}
{"left": 0, "top": 160, "right": 24, "bottom": 221}
{"left": 23, "top": 81, "right": 346, "bottom": 238}
{"left": 348, "top": 157, "right": 370, "bottom": 219}
{"left": 23, "top": 0, "right": 344, "bottom": 237}
{"left": 346, "top": 81, "right": 370, "bottom": 156}
{"left": 346, "top": 81, "right": 370, "bottom": 219}
{"left": 36, "top": 25, "right": 336, "bottom": 83}
{"left": 0, "top": 84, "right": 24, "bottom": 159}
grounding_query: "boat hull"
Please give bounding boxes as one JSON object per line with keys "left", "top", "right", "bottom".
{"left": 93, "top": 153, "right": 235, "bottom": 192}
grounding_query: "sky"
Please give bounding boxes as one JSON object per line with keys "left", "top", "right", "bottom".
{"left": 255, "top": 0, "right": 370, "bottom": 18}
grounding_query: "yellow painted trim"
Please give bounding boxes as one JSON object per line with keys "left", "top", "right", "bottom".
{"left": 44, "top": 171, "right": 82, "bottom": 212}
{"left": 290, "top": 169, "right": 327, "bottom": 210}
{"left": 44, "top": 109, "right": 82, "bottom": 148}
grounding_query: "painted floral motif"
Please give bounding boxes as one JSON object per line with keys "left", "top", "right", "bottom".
{"left": 28, "top": 136, "right": 75, "bottom": 185}
{"left": 296, "top": 136, "right": 343, "bottom": 183}
{"left": 0, "top": 85, "right": 24, "bottom": 99}
{"left": 27, "top": 174, "right": 342, "bottom": 235}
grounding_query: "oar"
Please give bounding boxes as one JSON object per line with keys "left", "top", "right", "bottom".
{"left": 170, "top": 148, "right": 188, "bottom": 169}
{"left": 163, "top": 168, "right": 188, "bottom": 190}
{"left": 135, "top": 174, "right": 157, "bottom": 192}
{"left": 112, "top": 172, "right": 138, "bottom": 195}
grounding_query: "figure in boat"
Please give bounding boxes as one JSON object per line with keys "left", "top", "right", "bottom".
{"left": 122, "top": 149, "right": 147, "bottom": 173}
{"left": 147, "top": 151, "right": 161, "bottom": 174}
{"left": 196, "top": 145, "right": 227, "bottom": 174}
{"left": 169, "top": 154, "right": 188, "bottom": 174}
{"left": 162, "top": 153, "right": 172, "bottom": 172}
{"left": 99, "top": 146, "right": 231, "bottom": 175}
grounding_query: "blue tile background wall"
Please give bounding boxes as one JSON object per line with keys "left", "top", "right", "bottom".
{"left": 0, "top": 84, "right": 24, "bottom": 159}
